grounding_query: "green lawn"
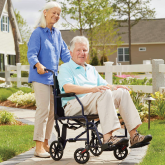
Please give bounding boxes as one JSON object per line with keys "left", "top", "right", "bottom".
{"left": 138, "top": 120, "right": 165, "bottom": 165}
{"left": 0, "top": 125, "right": 35, "bottom": 162}
{"left": 0, "top": 87, "right": 32, "bottom": 101}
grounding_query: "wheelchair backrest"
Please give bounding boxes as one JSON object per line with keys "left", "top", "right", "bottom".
{"left": 55, "top": 76, "right": 65, "bottom": 117}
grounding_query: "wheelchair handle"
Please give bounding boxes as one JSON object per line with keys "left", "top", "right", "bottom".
{"left": 44, "top": 68, "right": 56, "bottom": 87}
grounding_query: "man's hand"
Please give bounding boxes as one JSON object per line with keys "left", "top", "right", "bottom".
{"left": 107, "top": 84, "right": 129, "bottom": 91}
{"left": 91, "top": 85, "right": 110, "bottom": 93}
{"left": 35, "top": 63, "right": 48, "bottom": 74}
{"left": 114, "top": 85, "right": 129, "bottom": 91}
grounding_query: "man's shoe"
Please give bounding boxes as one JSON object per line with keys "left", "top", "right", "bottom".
{"left": 34, "top": 151, "right": 50, "bottom": 158}
{"left": 130, "top": 133, "right": 152, "bottom": 148}
{"left": 104, "top": 136, "right": 129, "bottom": 145}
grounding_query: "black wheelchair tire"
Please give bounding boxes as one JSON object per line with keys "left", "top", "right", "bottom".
{"left": 74, "top": 148, "right": 90, "bottom": 164}
{"left": 50, "top": 141, "right": 63, "bottom": 161}
{"left": 113, "top": 147, "right": 128, "bottom": 160}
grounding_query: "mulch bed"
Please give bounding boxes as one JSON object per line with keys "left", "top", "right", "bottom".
{"left": 0, "top": 100, "right": 36, "bottom": 110}
{"left": 0, "top": 120, "right": 26, "bottom": 126}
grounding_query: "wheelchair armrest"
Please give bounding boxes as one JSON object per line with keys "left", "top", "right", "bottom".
{"left": 58, "top": 92, "right": 75, "bottom": 97}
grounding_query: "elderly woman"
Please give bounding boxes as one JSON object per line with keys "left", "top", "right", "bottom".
{"left": 27, "top": 2, "right": 70, "bottom": 158}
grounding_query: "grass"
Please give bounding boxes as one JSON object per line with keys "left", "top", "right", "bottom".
{"left": 0, "top": 87, "right": 32, "bottom": 101}
{"left": 138, "top": 120, "right": 165, "bottom": 165}
{"left": 0, "top": 125, "right": 35, "bottom": 162}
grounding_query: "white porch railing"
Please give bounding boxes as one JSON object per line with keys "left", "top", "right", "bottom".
{"left": 5, "top": 59, "right": 165, "bottom": 93}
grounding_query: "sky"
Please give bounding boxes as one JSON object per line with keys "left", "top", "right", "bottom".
{"left": 12, "top": 0, "right": 165, "bottom": 31}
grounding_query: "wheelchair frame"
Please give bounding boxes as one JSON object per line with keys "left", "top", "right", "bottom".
{"left": 46, "top": 69, "right": 129, "bottom": 164}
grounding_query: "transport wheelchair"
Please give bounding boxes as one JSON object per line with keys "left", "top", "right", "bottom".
{"left": 45, "top": 69, "right": 149, "bottom": 164}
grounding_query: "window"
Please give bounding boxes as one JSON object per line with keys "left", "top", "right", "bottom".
{"left": 118, "top": 48, "right": 129, "bottom": 62}
{"left": 0, "top": 54, "right": 5, "bottom": 72}
{"left": 1, "top": 15, "right": 9, "bottom": 32}
{"left": 8, "top": 55, "right": 16, "bottom": 65}
{"left": 139, "top": 47, "right": 146, "bottom": 51}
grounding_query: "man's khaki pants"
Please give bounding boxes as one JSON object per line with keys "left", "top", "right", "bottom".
{"left": 64, "top": 88, "right": 142, "bottom": 135}
{"left": 33, "top": 82, "right": 54, "bottom": 142}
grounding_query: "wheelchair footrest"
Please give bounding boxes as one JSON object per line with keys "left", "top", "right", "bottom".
{"left": 129, "top": 142, "right": 150, "bottom": 148}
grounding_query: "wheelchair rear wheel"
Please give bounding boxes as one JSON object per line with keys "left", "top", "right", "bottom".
{"left": 113, "top": 146, "right": 128, "bottom": 160}
{"left": 90, "top": 138, "right": 102, "bottom": 156}
{"left": 50, "top": 141, "right": 63, "bottom": 161}
{"left": 74, "top": 148, "right": 90, "bottom": 164}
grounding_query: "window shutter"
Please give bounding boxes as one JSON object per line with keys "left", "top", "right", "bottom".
{"left": 8, "top": 17, "right": 9, "bottom": 32}
{"left": 1, "top": 17, "right": 3, "bottom": 31}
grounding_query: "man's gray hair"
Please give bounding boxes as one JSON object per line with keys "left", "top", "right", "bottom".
{"left": 70, "top": 36, "right": 89, "bottom": 52}
{"left": 35, "top": 1, "right": 61, "bottom": 29}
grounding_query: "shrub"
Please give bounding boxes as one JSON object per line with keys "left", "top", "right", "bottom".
{"left": 151, "top": 91, "right": 165, "bottom": 119}
{"left": 0, "top": 87, "right": 32, "bottom": 101}
{"left": 141, "top": 104, "right": 158, "bottom": 117}
{"left": 90, "top": 48, "right": 100, "bottom": 66}
{"left": 7, "top": 90, "right": 35, "bottom": 106}
{"left": 0, "top": 110, "right": 16, "bottom": 125}
{"left": 7, "top": 90, "right": 36, "bottom": 106}
{"left": 100, "top": 55, "right": 108, "bottom": 65}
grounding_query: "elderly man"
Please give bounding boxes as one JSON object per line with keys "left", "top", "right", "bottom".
{"left": 57, "top": 36, "right": 152, "bottom": 147}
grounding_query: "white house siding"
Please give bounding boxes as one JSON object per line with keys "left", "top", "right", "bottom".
{"left": 0, "top": 2, "right": 15, "bottom": 67}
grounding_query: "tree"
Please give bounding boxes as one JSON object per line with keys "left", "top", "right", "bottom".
{"left": 90, "top": 19, "right": 122, "bottom": 65}
{"left": 46, "top": 0, "right": 112, "bottom": 36}
{"left": 14, "top": 10, "right": 32, "bottom": 65}
{"left": 7, "top": 0, "right": 20, "bottom": 63}
{"left": 112, "top": 0, "right": 155, "bottom": 64}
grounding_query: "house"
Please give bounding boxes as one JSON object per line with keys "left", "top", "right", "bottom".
{"left": 61, "top": 19, "right": 165, "bottom": 65}
{"left": 0, "top": 0, "right": 22, "bottom": 77}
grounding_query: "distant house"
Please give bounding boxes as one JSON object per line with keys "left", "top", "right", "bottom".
{"left": 0, "top": 0, "right": 22, "bottom": 77}
{"left": 61, "top": 19, "right": 165, "bottom": 65}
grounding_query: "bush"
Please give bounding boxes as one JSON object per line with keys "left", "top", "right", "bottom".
{"left": 21, "top": 71, "right": 29, "bottom": 77}
{"left": 0, "top": 110, "right": 15, "bottom": 125}
{"left": 90, "top": 48, "right": 100, "bottom": 66}
{"left": 0, "top": 87, "right": 32, "bottom": 101}
{"left": 151, "top": 91, "right": 165, "bottom": 119}
{"left": 100, "top": 55, "right": 108, "bottom": 65}
{"left": 7, "top": 90, "right": 36, "bottom": 106}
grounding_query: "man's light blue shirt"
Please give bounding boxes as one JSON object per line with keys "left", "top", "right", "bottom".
{"left": 27, "top": 27, "right": 71, "bottom": 85}
{"left": 57, "top": 59, "right": 108, "bottom": 107}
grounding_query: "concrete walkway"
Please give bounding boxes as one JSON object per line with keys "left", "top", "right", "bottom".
{"left": 0, "top": 106, "right": 148, "bottom": 165}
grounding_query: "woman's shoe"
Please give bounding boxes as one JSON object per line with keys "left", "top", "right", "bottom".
{"left": 34, "top": 151, "right": 50, "bottom": 158}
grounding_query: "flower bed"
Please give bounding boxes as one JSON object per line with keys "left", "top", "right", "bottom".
{"left": 7, "top": 90, "right": 36, "bottom": 107}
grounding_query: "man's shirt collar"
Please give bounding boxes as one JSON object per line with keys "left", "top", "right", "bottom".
{"left": 70, "top": 59, "right": 89, "bottom": 70}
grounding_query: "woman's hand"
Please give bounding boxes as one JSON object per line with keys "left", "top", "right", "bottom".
{"left": 35, "top": 63, "right": 48, "bottom": 74}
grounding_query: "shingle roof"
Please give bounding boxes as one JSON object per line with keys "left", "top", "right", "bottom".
{"left": 0, "top": 0, "right": 6, "bottom": 18}
{"left": 119, "top": 19, "right": 165, "bottom": 43}
{"left": 61, "top": 19, "right": 165, "bottom": 45}
{"left": 61, "top": 30, "right": 87, "bottom": 46}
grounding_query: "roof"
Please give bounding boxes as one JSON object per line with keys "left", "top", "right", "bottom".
{"left": 60, "top": 19, "right": 165, "bottom": 45}
{"left": 61, "top": 30, "right": 87, "bottom": 46}
{"left": 0, "top": 0, "right": 6, "bottom": 18}
{"left": 119, "top": 18, "right": 165, "bottom": 44}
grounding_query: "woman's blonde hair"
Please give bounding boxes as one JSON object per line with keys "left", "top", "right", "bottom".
{"left": 35, "top": 1, "right": 61, "bottom": 29}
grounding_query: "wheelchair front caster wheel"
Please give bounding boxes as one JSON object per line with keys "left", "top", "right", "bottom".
{"left": 114, "top": 147, "right": 128, "bottom": 160}
{"left": 50, "top": 141, "right": 63, "bottom": 161}
{"left": 90, "top": 138, "right": 102, "bottom": 156}
{"left": 74, "top": 148, "right": 90, "bottom": 164}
